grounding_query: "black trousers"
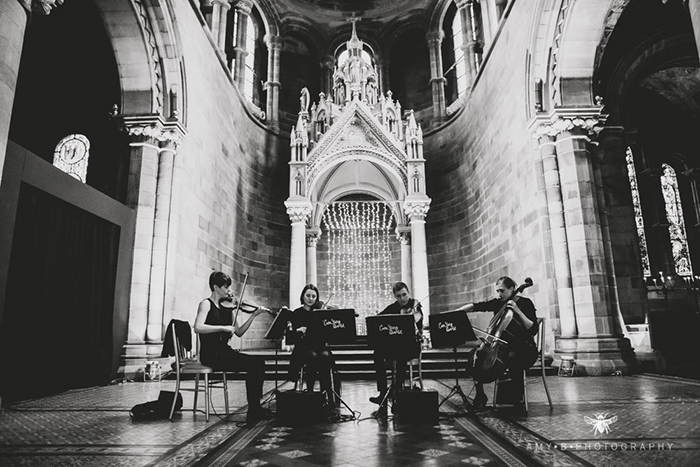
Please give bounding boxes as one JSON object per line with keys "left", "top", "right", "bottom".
{"left": 290, "top": 346, "right": 334, "bottom": 393}
{"left": 203, "top": 349, "right": 265, "bottom": 410}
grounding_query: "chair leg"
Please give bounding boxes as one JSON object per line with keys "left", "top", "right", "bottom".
{"left": 541, "top": 357, "right": 553, "bottom": 408}
{"left": 223, "top": 372, "right": 229, "bottom": 415}
{"left": 418, "top": 361, "right": 423, "bottom": 390}
{"left": 523, "top": 370, "right": 528, "bottom": 412}
{"left": 493, "top": 378, "right": 499, "bottom": 407}
{"left": 195, "top": 374, "right": 203, "bottom": 413}
{"left": 170, "top": 373, "right": 181, "bottom": 420}
{"left": 204, "top": 373, "right": 210, "bottom": 422}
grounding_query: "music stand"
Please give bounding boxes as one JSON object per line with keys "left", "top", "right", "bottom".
{"left": 365, "top": 314, "right": 416, "bottom": 416}
{"left": 263, "top": 308, "right": 292, "bottom": 407}
{"left": 429, "top": 310, "right": 478, "bottom": 414}
{"left": 308, "top": 309, "right": 357, "bottom": 417}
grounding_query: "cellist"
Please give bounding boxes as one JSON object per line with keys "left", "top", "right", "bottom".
{"left": 457, "top": 276, "right": 538, "bottom": 411}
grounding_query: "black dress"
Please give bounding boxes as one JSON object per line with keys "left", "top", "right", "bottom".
{"left": 286, "top": 306, "right": 335, "bottom": 395}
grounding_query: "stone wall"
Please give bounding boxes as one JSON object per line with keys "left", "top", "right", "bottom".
{"left": 166, "top": 2, "right": 291, "bottom": 348}
{"left": 422, "top": 3, "right": 555, "bottom": 332}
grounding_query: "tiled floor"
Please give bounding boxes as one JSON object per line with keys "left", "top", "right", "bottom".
{"left": 1, "top": 374, "right": 699, "bottom": 466}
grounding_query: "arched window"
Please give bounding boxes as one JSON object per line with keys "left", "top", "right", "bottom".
{"left": 232, "top": 14, "right": 256, "bottom": 101}
{"left": 451, "top": 10, "right": 467, "bottom": 98}
{"left": 661, "top": 163, "right": 693, "bottom": 276}
{"left": 626, "top": 147, "right": 651, "bottom": 277}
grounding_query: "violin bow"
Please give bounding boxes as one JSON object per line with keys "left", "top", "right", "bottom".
{"left": 232, "top": 272, "right": 249, "bottom": 326}
{"left": 321, "top": 292, "right": 334, "bottom": 309}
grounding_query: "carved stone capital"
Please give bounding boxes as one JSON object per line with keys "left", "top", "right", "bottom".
{"left": 285, "top": 201, "right": 312, "bottom": 223}
{"left": 123, "top": 115, "right": 187, "bottom": 147}
{"left": 404, "top": 200, "right": 431, "bottom": 220}
{"left": 32, "top": 0, "right": 63, "bottom": 15}
{"left": 232, "top": 0, "right": 253, "bottom": 15}
{"left": 306, "top": 230, "right": 321, "bottom": 247}
{"left": 264, "top": 34, "right": 284, "bottom": 50}
{"left": 426, "top": 30, "right": 445, "bottom": 46}
{"left": 455, "top": 0, "right": 474, "bottom": 9}
{"left": 395, "top": 226, "right": 411, "bottom": 244}
{"left": 528, "top": 107, "right": 609, "bottom": 140}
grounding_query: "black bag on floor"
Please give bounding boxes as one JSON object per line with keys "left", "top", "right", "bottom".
{"left": 130, "top": 391, "right": 182, "bottom": 420}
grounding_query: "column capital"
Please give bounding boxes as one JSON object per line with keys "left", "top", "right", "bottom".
{"left": 123, "top": 115, "right": 187, "bottom": 148}
{"left": 212, "top": 0, "right": 231, "bottom": 10}
{"left": 395, "top": 225, "right": 411, "bottom": 244}
{"left": 231, "top": 0, "right": 253, "bottom": 14}
{"left": 30, "top": 0, "right": 64, "bottom": 15}
{"left": 528, "top": 106, "right": 608, "bottom": 140}
{"left": 285, "top": 200, "right": 312, "bottom": 223}
{"left": 682, "top": 167, "right": 700, "bottom": 180}
{"left": 306, "top": 229, "right": 321, "bottom": 247}
{"left": 404, "top": 200, "right": 431, "bottom": 220}
{"left": 264, "top": 34, "right": 283, "bottom": 50}
{"left": 455, "top": 0, "right": 474, "bottom": 9}
{"left": 426, "top": 30, "right": 445, "bottom": 46}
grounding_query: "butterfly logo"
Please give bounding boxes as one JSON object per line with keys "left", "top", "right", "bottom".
{"left": 583, "top": 413, "right": 618, "bottom": 435}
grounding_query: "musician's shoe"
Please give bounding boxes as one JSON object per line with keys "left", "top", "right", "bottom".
{"left": 369, "top": 390, "right": 387, "bottom": 405}
{"left": 472, "top": 392, "right": 488, "bottom": 409}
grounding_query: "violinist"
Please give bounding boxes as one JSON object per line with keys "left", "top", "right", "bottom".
{"left": 369, "top": 282, "right": 423, "bottom": 407}
{"left": 457, "top": 276, "right": 538, "bottom": 411}
{"left": 286, "top": 284, "right": 335, "bottom": 406}
{"left": 194, "top": 271, "right": 272, "bottom": 424}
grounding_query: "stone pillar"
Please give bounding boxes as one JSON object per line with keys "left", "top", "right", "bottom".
{"left": 211, "top": 0, "right": 231, "bottom": 53}
{"left": 232, "top": 0, "right": 253, "bottom": 87}
{"left": 456, "top": 0, "right": 478, "bottom": 88}
{"left": 530, "top": 109, "right": 635, "bottom": 375}
{"left": 533, "top": 134, "right": 578, "bottom": 338}
{"left": 285, "top": 202, "right": 312, "bottom": 306}
{"left": 375, "top": 56, "right": 389, "bottom": 95}
{"left": 396, "top": 227, "right": 412, "bottom": 291}
{"left": 597, "top": 127, "right": 648, "bottom": 325}
{"left": 264, "top": 34, "right": 283, "bottom": 130}
{"left": 426, "top": 30, "right": 447, "bottom": 126}
{"left": 306, "top": 228, "right": 321, "bottom": 286}
{"left": 320, "top": 55, "right": 335, "bottom": 97}
{"left": 0, "top": 1, "right": 40, "bottom": 186}
{"left": 689, "top": 0, "right": 700, "bottom": 59}
{"left": 122, "top": 116, "right": 186, "bottom": 368}
{"left": 405, "top": 202, "right": 431, "bottom": 317}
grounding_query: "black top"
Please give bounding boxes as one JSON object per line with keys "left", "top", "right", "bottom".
{"left": 199, "top": 299, "right": 232, "bottom": 366}
{"left": 286, "top": 305, "right": 328, "bottom": 349}
{"left": 471, "top": 296, "right": 538, "bottom": 342}
{"left": 379, "top": 298, "right": 424, "bottom": 332}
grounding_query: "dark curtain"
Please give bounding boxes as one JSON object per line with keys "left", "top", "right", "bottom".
{"left": 0, "top": 183, "right": 120, "bottom": 402}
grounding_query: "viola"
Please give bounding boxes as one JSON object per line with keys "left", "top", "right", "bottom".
{"left": 471, "top": 277, "right": 533, "bottom": 383}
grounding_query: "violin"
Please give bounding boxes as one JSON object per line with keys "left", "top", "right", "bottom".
{"left": 219, "top": 294, "right": 279, "bottom": 316}
{"left": 471, "top": 277, "right": 533, "bottom": 383}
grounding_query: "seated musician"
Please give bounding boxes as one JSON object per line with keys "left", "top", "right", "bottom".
{"left": 369, "top": 281, "right": 423, "bottom": 407}
{"left": 194, "top": 271, "right": 272, "bottom": 424}
{"left": 286, "top": 284, "right": 335, "bottom": 405}
{"left": 457, "top": 276, "right": 538, "bottom": 410}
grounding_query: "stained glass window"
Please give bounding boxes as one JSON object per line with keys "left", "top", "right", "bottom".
{"left": 661, "top": 163, "right": 693, "bottom": 276}
{"left": 452, "top": 11, "right": 467, "bottom": 98}
{"left": 626, "top": 147, "right": 651, "bottom": 277}
{"left": 232, "top": 14, "right": 256, "bottom": 101}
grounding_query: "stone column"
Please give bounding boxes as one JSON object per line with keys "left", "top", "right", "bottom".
{"left": 285, "top": 202, "right": 312, "bottom": 307}
{"left": 456, "top": 0, "right": 478, "bottom": 88}
{"left": 232, "top": 0, "right": 253, "bottom": 87}
{"left": 396, "top": 226, "right": 412, "bottom": 291}
{"left": 532, "top": 133, "right": 578, "bottom": 338}
{"left": 306, "top": 228, "right": 321, "bottom": 286}
{"left": 122, "top": 116, "right": 186, "bottom": 363}
{"left": 426, "top": 30, "right": 447, "bottom": 126}
{"left": 689, "top": 0, "right": 700, "bottom": 59}
{"left": 530, "top": 109, "right": 635, "bottom": 375}
{"left": 264, "top": 34, "right": 283, "bottom": 130}
{"left": 375, "top": 56, "right": 389, "bottom": 95}
{"left": 320, "top": 55, "right": 335, "bottom": 97}
{"left": 211, "top": 0, "right": 231, "bottom": 53}
{"left": 597, "top": 127, "right": 648, "bottom": 325}
{"left": 405, "top": 202, "right": 431, "bottom": 317}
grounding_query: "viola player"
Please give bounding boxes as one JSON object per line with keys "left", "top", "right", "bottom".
{"left": 194, "top": 271, "right": 272, "bottom": 423}
{"left": 457, "top": 276, "right": 538, "bottom": 411}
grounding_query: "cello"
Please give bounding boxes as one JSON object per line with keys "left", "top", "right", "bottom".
{"left": 471, "top": 277, "right": 533, "bottom": 383}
